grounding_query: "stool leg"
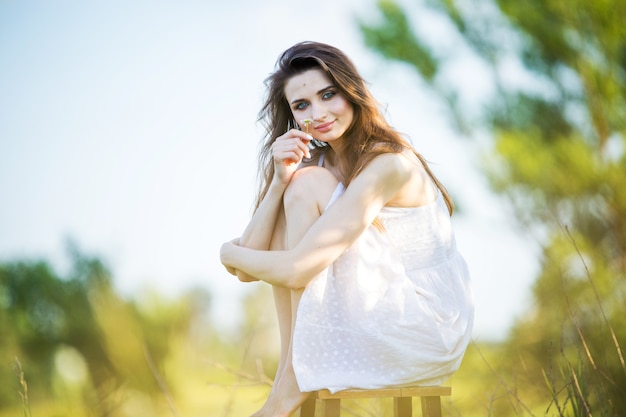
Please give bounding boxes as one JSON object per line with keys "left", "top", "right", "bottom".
{"left": 323, "top": 398, "right": 340, "bottom": 417}
{"left": 393, "top": 397, "right": 412, "bottom": 417}
{"left": 420, "top": 396, "right": 442, "bottom": 417}
{"left": 300, "top": 396, "right": 316, "bottom": 417}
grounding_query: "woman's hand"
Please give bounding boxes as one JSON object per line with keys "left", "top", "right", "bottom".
{"left": 272, "top": 129, "right": 312, "bottom": 185}
{"left": 221, "top": 238, "right": 259, "bottom": 282}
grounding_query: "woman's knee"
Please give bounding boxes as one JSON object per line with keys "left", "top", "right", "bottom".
{"left": 284, "top": 167, "right": 339, "bottom": 213}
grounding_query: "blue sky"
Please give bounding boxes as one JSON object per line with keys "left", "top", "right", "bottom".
{"left": 0, "top": 0, "right": 538, "bottom": 340}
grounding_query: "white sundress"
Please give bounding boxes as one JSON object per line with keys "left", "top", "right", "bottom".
{"left": 291, "top": 160, "right": 474, "bottom": 393}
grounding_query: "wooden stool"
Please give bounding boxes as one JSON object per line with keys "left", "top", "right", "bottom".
{"left": 299, "top": 386, "right": 451, "bottom": 417}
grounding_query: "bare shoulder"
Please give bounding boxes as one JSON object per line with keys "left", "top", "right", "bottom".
{"left": 366, "top": 149, "right": 418, "bottom": 181}
{"left": 376, "top": 148, "right": 438, "bottom": 208}
{"left": 368, "top": 150, "right": 412, "bottom": 172}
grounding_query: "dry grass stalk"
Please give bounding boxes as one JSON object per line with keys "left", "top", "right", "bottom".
{"left": 564, "top": 225, "right": 626, "bottom": 376}
{"left": 144, "top": 344, "right": 180, "bottom": 417}
{"left": 13, "top": 357, "right": 32, "bottom": 417}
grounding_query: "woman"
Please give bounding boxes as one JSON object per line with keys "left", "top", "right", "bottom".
{"left": 220, "top": 41, "right": 473, "bottom": 417}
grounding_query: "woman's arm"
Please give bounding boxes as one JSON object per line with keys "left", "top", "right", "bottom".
{"left": 221, "top": 152, "right": 414, "bottom": 288}
{"left": 229, "top": 180, "right": 286, "bottom": 281}
{"left": 226, "top": 129, "right": 312, "bottom": 281}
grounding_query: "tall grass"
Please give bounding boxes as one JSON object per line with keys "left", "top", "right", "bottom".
{"left": 466, "top": 225, "right": 625, "bottom": 417}
{"left": 13, "top": 357, "right": 32, "bottom": 417}
{"left": 539, "top": 227, "right": 626, "bottom": 417}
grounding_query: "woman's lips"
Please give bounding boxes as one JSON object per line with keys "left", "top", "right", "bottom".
{"left": 315, "top": 121, "right": 334, "bottom": 133}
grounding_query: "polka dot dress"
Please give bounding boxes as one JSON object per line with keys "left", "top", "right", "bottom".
{"left": 292, "top": 184, "right": 474, "bottom": 393}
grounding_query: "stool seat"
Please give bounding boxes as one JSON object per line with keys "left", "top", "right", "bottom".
{"left": 300, "top": 385, "right": 451, "bottom": 417}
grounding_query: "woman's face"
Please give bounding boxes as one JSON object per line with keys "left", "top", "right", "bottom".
{"left": 284, "top": 68, "right": 354, "bottom": 146}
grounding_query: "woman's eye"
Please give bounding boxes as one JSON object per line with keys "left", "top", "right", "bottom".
{"left": 322, "top": 91, "right": 336, "bottom": 100}
{"left": 295, "top": 102, "right": 308, "bottom": 110}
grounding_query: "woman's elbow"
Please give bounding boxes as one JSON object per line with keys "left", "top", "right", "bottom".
{"left": 283, "top": 277, "right": 308, "bottom": 290}
{"left": 277, "top": 264, "right": 322, "bottom": 289}
{"left": 263, "top": 252, "right": 323, "bottom": 289}
{"left": 273, "top": 267, "right": 306, "bottom": 289}
{"left": 265, "top": 262, "right": 308, "bottom": 289}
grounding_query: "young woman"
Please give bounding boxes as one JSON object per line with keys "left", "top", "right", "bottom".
{"left": 220, "top": 41, "right": 473, "bottom": 417}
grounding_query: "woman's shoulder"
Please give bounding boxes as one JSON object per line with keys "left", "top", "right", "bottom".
{"left": 368, "top": 148, "right": 438, "bottom": 208}
{"left": 367, "top": 148, "right": 417, "bottom": 177}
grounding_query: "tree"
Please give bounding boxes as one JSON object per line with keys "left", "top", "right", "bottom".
{"left": 359, "top": 0, "right": 626, "bottom": 414}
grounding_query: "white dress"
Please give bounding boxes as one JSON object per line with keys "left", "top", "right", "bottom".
{"left": 292, "top": 181, "right": 474, "bottom": 393}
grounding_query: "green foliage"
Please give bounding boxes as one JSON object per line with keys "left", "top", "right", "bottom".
{"left": 359, "top": 0, "right": 626, "bottom": 414}
{"left": 0, "top": 247, "right": 219, "bottom": 416}
{"left": 359, "top": 0, "right": 438, "bottom": 81}
{"left": 0, "top": 244, "right": 302, "bottom": 416}
{"left": 0, "top": 256, "right": 110, "bottom": 407}
{"left": 3, "top": 246, "right": 623, "bottom": 416}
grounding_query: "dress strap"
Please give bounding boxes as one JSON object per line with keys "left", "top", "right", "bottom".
{"left": 323, "top": 183, "right": 345, "bottom": 212}
{"left": 318, "top": 151, "right": 326, "bottom": 167}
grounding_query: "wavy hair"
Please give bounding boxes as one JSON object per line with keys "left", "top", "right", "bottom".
{"left": 255, "top": 41, "right": 453, "bottom": 215}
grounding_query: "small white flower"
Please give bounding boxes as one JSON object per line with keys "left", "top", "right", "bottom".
{"left": 300, "top": 119, "right": 313, "bottom": 133}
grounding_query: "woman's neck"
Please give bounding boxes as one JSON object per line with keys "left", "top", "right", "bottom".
{"left": 327, "top": 137, "right": 347, "bottom": 157}
{"left": 322, "top": 147, "right": 346, "bottom": 183}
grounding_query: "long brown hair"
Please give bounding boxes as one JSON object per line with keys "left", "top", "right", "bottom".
{"left": 255, "top": 41, "right": 453, "bottom": 215}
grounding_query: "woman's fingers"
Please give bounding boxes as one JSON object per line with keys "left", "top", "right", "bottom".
{"left": 273, "top": 144, "right": 307, "bottom": 164}
{"left": 272, "top": 129, "right": 311, "bottom": 162}
{"left": 223, "top": 256, "right": 259, "bottom": 282}
{"left": 221, "top": 239, "right": 259, "bottom": 282}
{"left": 270, "top": 129, "right": 312, "bottom": 183}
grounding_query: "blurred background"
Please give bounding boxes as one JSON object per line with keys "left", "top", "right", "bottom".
{"left": 1, "top": 0, "right": 624, "bottom": 416}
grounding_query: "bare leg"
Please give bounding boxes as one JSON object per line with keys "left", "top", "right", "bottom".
{"left": 252, "top": 167, "right": 339, "bottom": 417}
{"left": 272, "top": 286, "right": 292, "bottom": 380}
{"left": 270, "top": 212, "right": 292, "bottom": 384}
{"left": 248, "top": 209, "right": 291, "bottom": 415}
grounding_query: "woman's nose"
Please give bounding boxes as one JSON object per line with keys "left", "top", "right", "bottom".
{"left": 311, "top": 103, "right": 327, "bottom": 121}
